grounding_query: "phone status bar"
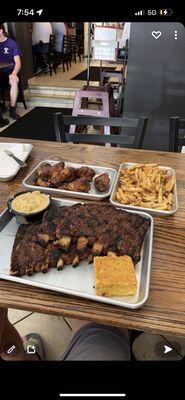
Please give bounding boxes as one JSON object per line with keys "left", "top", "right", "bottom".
{"left": 134, "top": 9, "right": 174, "bottom": 17}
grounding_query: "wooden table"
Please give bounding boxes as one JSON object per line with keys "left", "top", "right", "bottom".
{"left": 0, "top": 137, "right": 185, "bottom": 343}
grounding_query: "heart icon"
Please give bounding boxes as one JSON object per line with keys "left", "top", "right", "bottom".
{"left": 152, "top": 31, "right": 162, "bottom": 39}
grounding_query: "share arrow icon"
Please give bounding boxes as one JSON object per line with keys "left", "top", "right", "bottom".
{"left": 164, "top": 345, "right": 172, "bottom": 354}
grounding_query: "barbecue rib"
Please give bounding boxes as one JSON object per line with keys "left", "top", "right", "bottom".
{"left": 10, "top": 204, "right": 150, "bottom": 276}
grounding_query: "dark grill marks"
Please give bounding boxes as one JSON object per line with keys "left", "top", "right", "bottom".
{"left": 10, "top": 204, "right": 150, "bottom": 276}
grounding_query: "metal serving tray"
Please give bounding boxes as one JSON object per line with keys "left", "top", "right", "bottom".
{"left": 22, "top": 160, "right": 117, "bottom": 201}
{"left": 0, "top": 198, "right": 153, "bottom": 309}
{"left": 110, "top": 162, "right": 178, "bottom": 216}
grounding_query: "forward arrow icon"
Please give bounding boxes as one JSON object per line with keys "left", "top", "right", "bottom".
{"left": 164, "top": 345, "right": 172, "bottom": 354}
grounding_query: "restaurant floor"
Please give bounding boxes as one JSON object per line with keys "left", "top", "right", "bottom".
{"left": 0, "top": 107, "right": 33, "bottom": 134}
{"left": 8, "top": 308, "right": 79, "bottom": 360}
{"left": 28, "top": 59, "right": 123, "bottom": 89}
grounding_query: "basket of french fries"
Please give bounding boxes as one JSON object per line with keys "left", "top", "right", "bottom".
{"left": 110, "top": 163, "right": 178, "bottom": 216}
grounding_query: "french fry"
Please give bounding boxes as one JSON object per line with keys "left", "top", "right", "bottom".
{"left": 155, "top": 173, "right": 161, "bottom": 184}
{"left": 145, "top": 163, "right": 158, "bottom": 167}
{"left": 135, "top": 168, "right": 139, "bottom": 180}
{"left": 140, "top": 201, "right": 156, "bottom": 208}
{"left": 121, "top": 186, "right": 144, "bottom": 193}
{"left": 165, "top": 176, "right": 175, "bottom": 192}
{"left": 152, "top": 203, "right": 168, "bottom": 210}
{"left": 138, "top": 168, "right": 143, "bottom": 180}
{"left": 167, "top": 192, "right": 173, "bottom": 204}
{"left": 158, "top": 185, "right": 163, "bottom": 203}
{"left": 143, "top": 195, "right": 157, "bottom": 201}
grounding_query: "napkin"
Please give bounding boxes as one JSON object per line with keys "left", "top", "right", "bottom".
{"left": 0, "top": 143, "right": 31, "bottom": 178}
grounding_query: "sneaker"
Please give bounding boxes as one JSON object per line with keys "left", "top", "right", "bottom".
{"left": 9, "top": 107, "right": 20, "bottom": 120}
{"left": 22, "top": 332, "right": 44, "bottom": 361}
{"left": 0, "top": 117, "right": 9, "bottom": 127}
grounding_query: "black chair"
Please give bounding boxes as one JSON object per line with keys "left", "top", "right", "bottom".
{"left": 169, "top": 117, "right": 185, "bottom": 152}
{"left": 53, "top": 113, "right": 148, "bottom": 148}
{"left": 55, "top": 35, "right": 71, "bottom": 72}
{"left": 48, "top": 35, "right": 57, "bottom": 76}
{"left": 69, "top": 36, "right": 78, "bottom": 63}
{"left": 76, "top": 34, "right": 84, "bottom": 61}
{"left": 32, "top": 35, "right": 57, "bottom": 77}
{"left": 62, "top": 35, "right": 71, "bottom": 71}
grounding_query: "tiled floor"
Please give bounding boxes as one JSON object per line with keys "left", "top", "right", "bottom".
{"left": 8, "top": 308, "right": 74, "bottom": 360}
{"left": 28, "top": 59, "right": 123, "bottom": 88}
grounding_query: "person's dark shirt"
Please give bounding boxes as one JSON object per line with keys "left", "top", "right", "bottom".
{"left": 0, "top": 37, "right": 21, "bottom": 74}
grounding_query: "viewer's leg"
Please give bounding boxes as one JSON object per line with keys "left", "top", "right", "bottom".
{"left": 0, "top": 308, "right": 38, "bottom": 361}
{"left": 61, "top": 322, "right": 131, "bottom": 361}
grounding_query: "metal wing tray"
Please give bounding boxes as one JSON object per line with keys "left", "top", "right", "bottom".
{"left": 22, "top": 160, "right": 117, "bottom": 201}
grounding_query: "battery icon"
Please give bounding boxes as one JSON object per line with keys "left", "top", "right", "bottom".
{"left": 160, "top": 9, "right": 173, "bottom": 16}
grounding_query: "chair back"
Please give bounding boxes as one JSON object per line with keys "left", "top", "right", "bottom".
{"left": 169, "top": 117, "right": 185, "bottom": 152}
{"left": 62, "top": 35, "right": 70, "bottom": 55}
{"left": 54, "top": 113, "right": 148, "bottom": 148}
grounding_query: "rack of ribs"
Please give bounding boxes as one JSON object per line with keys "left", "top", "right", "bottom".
{"left": 10, "top": 204, "right": 150, "bottom": 276}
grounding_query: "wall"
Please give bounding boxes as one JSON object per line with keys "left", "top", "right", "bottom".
{"left": 123, "top": 22, "right": 185, "bottom": 151}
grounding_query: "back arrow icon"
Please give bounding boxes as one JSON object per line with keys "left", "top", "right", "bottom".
{"left": 164, "top": 345, "right": 172, "bottom": 354}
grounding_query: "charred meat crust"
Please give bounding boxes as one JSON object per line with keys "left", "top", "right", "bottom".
{"left": 94, "top": 173, "right": 110, "bottom": 192}
{"left": 77, "top": 166, "right": 96, "bottom": 179}
{"left": 10, "top": 204, "right": 150, "bottom": 276}
{"left": 34, "top": 163, "right": 110, "bottom": 194}
{"left": 34, "top": 162, "right": 95, "bottom": 193}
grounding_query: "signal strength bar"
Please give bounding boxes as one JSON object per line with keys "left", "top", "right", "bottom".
{"left": 135, "top": 10, "right": 144, "bottom": 16}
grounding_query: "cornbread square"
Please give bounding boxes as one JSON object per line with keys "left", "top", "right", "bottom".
{"left": 94, "top": 255, "right": 137, "bottom": 297}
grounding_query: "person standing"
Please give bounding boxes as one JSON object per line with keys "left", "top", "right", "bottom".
{"left": 32, "top": 22, "right": 52, "bottom": 72}
{"left": 51, "top": 22, "right": 66, "bottom": 52}
{"left": 0, "top": 24, "right": 21, "bottom": 123}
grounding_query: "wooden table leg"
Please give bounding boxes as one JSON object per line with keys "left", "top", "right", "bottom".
{"left": 0, "top": 308, "right": 37, "bottom": 361}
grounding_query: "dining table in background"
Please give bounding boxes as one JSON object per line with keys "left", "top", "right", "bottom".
{"left": 0, "top": 137, "right": 185, "bottom": 360}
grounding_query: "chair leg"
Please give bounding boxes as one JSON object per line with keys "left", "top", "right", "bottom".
{"left": 18, "top": 84, "right": 27, "bottom": 110}
{"left": 2, "top": 90, "right": 6, "bottom": 106}
{"left": 49, "top": 62, "right": 52, "bottom": 76}
{"left": 22, "top": 96, "right": 27, "bottom": 110}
